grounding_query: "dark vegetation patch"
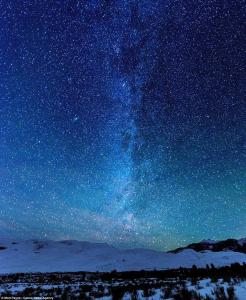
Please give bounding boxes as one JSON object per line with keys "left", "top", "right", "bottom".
{"left": 0, "top": 263, "right": 245, "bottom": 299}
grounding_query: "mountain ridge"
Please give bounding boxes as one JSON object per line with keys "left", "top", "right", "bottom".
{"left": 170, "top": 238, "right": 246, "bottom": 254}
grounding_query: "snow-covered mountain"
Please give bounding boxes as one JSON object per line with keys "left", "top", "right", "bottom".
{"left": 0, "top": 238, "right": 246, "bottom": 274}
{"left": 170, "top": 238, "right": 246, "bottom": 254}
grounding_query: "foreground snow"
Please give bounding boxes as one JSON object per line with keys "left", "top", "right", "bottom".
{"left": 188, "top": 279, "right": 246, "bottom": 300}
{"left": 0, "top": 275, "right": 245, "bottom": 300}
{"left": 0, "top": 238, "right": 246, "bottom": 273}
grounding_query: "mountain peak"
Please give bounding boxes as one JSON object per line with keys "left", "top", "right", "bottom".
{"left": 170, "top": 237, "right": 246, "bottom": 254}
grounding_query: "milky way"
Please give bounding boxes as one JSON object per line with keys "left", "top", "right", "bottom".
{"left": 0, "top": 1, "right": 245, "bottom": 250}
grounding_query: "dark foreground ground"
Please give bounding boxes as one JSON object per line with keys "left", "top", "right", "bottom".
{"left": 0, "top": 263, "right": 245, "bottom": 299}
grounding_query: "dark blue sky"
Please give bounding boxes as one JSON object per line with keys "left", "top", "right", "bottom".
{"left": 0, "top": 0, "right": 245, "bottom": 250}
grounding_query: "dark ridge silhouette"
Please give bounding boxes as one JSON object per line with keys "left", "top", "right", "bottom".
{"left": 170, "top": 238, "right": 246, "bottom": 254}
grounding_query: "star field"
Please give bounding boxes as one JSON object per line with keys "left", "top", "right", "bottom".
{"left": 0, "top": 0, "right": 245, "bottom": 250}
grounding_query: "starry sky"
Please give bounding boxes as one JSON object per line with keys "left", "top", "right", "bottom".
{"left": 0, "top": 0, "right": 245, "bottom": 251}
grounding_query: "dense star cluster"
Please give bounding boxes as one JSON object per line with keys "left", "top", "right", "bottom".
{"left": 0, "top": 1, "right": 245, "bottom": 250}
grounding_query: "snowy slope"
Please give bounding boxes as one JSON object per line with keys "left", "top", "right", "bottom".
{"left": 0, "top": 238, "right": 246, "bottom": 274}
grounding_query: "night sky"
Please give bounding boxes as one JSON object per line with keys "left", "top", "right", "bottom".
{"left": 0, "top": 1, "right": 245, "bottom": 251}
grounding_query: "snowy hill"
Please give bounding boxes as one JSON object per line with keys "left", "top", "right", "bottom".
{"left": 0, "top": 238, "right": 246, "bottom": 274}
